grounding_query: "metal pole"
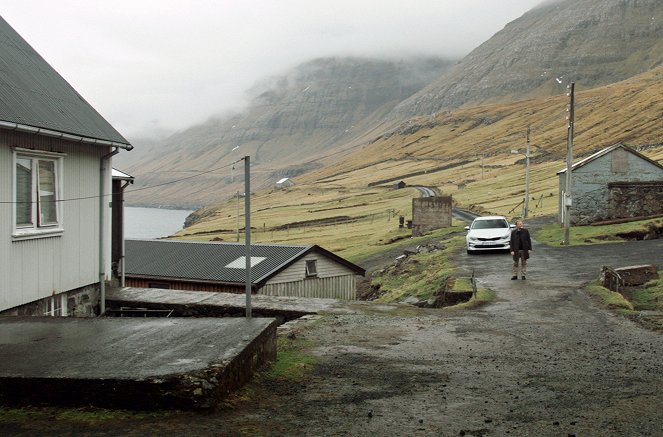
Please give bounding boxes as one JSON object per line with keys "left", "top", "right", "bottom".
{"left": 236, "top": 191, "right": 240, "bottom": 242}
{"left": 244, "top": 156, "right": 252, "bottom": 318}
{"left": 563, "top": 83, "right": 575, "bottom": 246}
{"left": 524, "top": 126, "right": 530, "bottom": 218}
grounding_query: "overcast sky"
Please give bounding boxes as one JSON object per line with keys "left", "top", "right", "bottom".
{"left": 1, "top": 0, "right": 543, "bottom": 140}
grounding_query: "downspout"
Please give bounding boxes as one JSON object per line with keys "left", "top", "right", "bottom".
{"left": 120, "top": 179, "right": 133, "bottom": 287}
{"left": 99, "top": 147, "right": 120, "bottom": 315}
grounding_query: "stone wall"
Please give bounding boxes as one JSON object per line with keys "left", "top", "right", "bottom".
{"left": 412, "top": 196, "right": 452, "bottom": 237}
{"left": 608, "top": 181, "right": 663, "bottom": 219}
{"left": 0, "top": 283, "right": 100, "bottom": 317}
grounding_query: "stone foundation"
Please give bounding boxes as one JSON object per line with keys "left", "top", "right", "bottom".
{"left": 0, "top": 283, "right": 100, "bottom": 317}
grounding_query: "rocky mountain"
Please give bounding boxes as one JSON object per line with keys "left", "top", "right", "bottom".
{"left": 120, "top": 0, "right": 663, "bottom": 209}
{"left": 390, "top": 0, "right": 663, "bottom": 119}
{"left": 120, "top": 57, "right": 454, "bottom": 208}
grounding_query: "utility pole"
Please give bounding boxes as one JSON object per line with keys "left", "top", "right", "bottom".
{"left": 523, "top": 126, "right": 530, "bottom": 218}
{"left": 236, "top": 191, "right": 240, "bottom": 242}
{"left": 243, "top": 155, "right": 252, "bottom": 318}
{"left": 563, "top": 83, "right": 575, "bottom": 246}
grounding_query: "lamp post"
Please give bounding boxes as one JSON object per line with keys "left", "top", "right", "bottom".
{"left": 511, "top": 126, "right": 532, "bottom": 218}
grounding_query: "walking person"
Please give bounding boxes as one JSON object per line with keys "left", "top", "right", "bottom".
{"left": 510, "top": 219, "right": 532, "bottom": 280}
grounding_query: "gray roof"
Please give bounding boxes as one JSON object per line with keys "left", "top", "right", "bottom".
{"left": 125, "top": 240, "right": 365, "bottom": 287}
{"left": 557, "top": 143, "right": 663, "bottom": 175}
{"left": 0, "top": 15, "right": 129, "bottom": 146}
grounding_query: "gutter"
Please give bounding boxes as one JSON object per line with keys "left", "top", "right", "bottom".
{"left": 0, "top": 120, "right": 133, "bottom": 150}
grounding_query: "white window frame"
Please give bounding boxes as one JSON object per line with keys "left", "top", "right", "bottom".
{"left": 12, "top": 148, "right": 65, "bottom": 240}
{"left": 44, "top": 294, "right": 68, "bottom": 317}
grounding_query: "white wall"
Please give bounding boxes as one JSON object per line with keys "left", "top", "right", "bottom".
{"left": 0, "top": 131, "right": 109, "bottom": 312}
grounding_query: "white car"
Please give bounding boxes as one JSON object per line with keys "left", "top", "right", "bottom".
{"left": 465, "top": 216, "right": 514, "bottom": 254}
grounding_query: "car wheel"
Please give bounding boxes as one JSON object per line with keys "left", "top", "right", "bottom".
{"left": 467, "top": 249, "right": 474, "bottom": 255}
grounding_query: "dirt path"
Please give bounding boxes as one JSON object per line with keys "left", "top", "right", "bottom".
{"left": 4, "top": 239, "right": 662, "bottom": 436}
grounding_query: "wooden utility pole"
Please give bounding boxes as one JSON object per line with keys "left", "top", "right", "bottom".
{"left": 563, "top": 83, "right": 575, "bottom": 246}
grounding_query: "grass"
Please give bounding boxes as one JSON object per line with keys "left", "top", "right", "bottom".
{"left": 534, "top": 218, "right": 662, "bottom": 247}
{"left": 584, "top": 277, "right": 663, "bottom": 330}
{"left": 267, "top": 334, "right": 317, "bottom": 380}
{"left": 448, "top": 288, "right": 497, "bottom": 310}
{"left": 371, "top": 235, "right": 465, "bottom": 303}
{"left": 625, "top": 277, "right": 663, "bottom": 311}
{"left": 584, "top": 282, "right": 634, "bottom": 310}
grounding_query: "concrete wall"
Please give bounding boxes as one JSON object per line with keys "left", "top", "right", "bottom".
{"left": 412, "top": 196, "right": 452, "bottom": 236}
{"left": 559, "top": 147, "right": 663, "bottom": 225}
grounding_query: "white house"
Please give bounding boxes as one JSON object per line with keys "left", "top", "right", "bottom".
{"left": 0, "top": 15, "right": 132, "bottom": 316}
{"left": 276, "top": 177, "right": 295, "bottom": 189}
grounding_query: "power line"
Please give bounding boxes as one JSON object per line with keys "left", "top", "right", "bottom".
{"left": 0, "top": 159, "right": 243, "bottom": 204}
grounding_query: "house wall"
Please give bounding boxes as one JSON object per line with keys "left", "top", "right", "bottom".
{"left": 412, "top": 196, "right": 452, "bottom": 236}
{"left": 558, "top": 148, "right": 663, "bottom": 225}
{"left": 0, "top": 131, "right": 109, "bottom": 313}
{"left": 262, "top": 252, "right": 359, "bottom": 300}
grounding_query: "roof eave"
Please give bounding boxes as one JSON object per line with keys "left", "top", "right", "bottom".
{"left": 0, "top": 120, "right": 133, "bottom": 150}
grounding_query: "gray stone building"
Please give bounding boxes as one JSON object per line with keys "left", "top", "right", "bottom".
{"left": 557, "top": 144, "right": 663, "bottom": 225}
{"left": 412, "top": 196, "right": 453, "bottom": 236}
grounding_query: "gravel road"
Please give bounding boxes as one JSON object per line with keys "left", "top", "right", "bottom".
{"left": 4, "top": 237, "right": 662, "bottom": 436}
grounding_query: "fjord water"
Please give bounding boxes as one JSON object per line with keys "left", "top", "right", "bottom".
{"left": 124, "top": 207, "right": 193, "bottom": 239}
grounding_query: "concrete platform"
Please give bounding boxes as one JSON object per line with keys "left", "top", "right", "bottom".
{"left": 107, "top": 287, "right": 404, "bottom": 320}
{"left": 0, "top": 316, "right": 277, "bottom": 410}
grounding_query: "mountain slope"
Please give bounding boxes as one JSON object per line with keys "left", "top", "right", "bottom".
{"left": 390, "top": 0, "right": 663, "bottom": 119}
{"left": 120, "top": 57, "right": 454, "bottom": 208}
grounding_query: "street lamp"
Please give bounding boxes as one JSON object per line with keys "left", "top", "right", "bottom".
{"left": 511, "top": 127, "right": 532, "bottom": 218}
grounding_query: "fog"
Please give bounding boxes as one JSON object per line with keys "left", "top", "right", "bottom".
{"left": 1, "top": 0, "right": 543, "bottom": 140}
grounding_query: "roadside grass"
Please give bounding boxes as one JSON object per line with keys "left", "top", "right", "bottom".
{"left": 371, "top": 235, "right": 466, "bottom": 303}
{"left": 583, "top": 282, "right": 634, "bottom": 310}
{"left": 534, "top": 218, "right": 662, "bottom": 247}
{"left": 584, "top": 278, "right": 663, "bottom": 330}
{"left": 448, "top": 288, "right": 496, "bottom": 310}
{"left": 221, "top": 325, "right": 318, "bottom": 409}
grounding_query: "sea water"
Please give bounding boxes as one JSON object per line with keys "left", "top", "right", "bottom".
{"left": 124, "top": 207, "right": 193, "bottom": 239}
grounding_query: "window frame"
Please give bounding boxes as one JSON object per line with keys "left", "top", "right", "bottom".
{"left": 12, "top": 148, "right": 65, "bottom": 240}
{"left": 305, "top": 259, "right": 318, "bottom": 278}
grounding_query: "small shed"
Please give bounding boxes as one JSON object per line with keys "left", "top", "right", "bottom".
{"left": 276, "top": 177, "right": 295, "bottom": 189}
{"left": 395, "top": 180, "right": 407, "bottom": 189}
{"left": 557, "top": 144, "right": 663, "bottom": 225}
{"left": 124, "top": 240, "right": 365, "bottom": 300}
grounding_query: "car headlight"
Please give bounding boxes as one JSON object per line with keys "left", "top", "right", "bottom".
{"left": 468, "top": 236, "right": 478, "bottom": 241}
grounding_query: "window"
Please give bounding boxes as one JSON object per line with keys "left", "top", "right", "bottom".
{"left": 13, "top": 149, "right": 64, "bottom": 238}
{"left": 44, "top": 295, "right": 67, "bottom": 317}
{"left": 305, "top": 259, "right": 318, "bottom": 277}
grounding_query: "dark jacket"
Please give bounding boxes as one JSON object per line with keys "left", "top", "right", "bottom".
{"left": 510, "top": 228, "right": 532, "bottom": 252}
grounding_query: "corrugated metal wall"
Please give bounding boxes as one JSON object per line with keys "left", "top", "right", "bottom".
{"left": 1, "top": 131, "right": 107, "bottom": 312}
{"left": 261, "top": 275, "right": 357, "bottom": 300}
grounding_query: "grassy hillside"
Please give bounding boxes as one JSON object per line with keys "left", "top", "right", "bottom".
{"left": 173, "top": 68, "right": 663, "bottom": 261}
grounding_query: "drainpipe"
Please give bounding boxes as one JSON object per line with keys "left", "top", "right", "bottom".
{"left": 119, "top": 179, "right": 133, "bottom": 288}
{"left": 100, "top": 147, "right": 120, "bottom": 315}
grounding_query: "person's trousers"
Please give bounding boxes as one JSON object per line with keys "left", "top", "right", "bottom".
{"left": 512, "top": 250, "right": 528, "bottom": 275}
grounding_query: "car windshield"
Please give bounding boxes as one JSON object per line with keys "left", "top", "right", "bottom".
{"left": 472, "top": 219, "right": 508, "bottom": 229}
